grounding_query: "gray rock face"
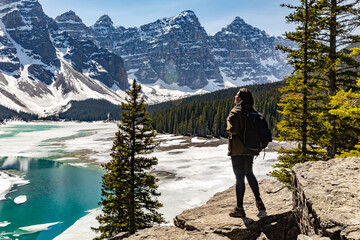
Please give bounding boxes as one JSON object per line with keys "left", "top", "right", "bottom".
{"left": 174, "top": 179, "right": 298, "bottom": 240}
{"left": 55, "top": 10, "right": 89, "bottom": 40}
{"left": 0, "top": 0, "right": 59, "bottom": 84}
{"left": 110, "top": 10, "right": 222, "bottom": 89}
{"left": 292, "top": 157, "right": 360, "bottom": 240}
{"left": 0, "top": 29, "right": 20, "bottom": 73}
{"left": 1, "top": 0, "right": 59, "bottom": 68}
{"left": 90, "top": 15, "right": 125, "bottom": 51}
{"left": 209, "top": 17, "right": 294, "bottom": 84}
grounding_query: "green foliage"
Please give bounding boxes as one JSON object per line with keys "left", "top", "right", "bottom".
{"left": 150, "top": 81, "right": 283, "bottom": 138}
{"left": 93, "top": 80, "right": 165, "bottom": 239}
{"left": 329, "top": 48, "right": 360, "bottom": 157}
{"left": 271, "top": 0, "right": 360, "bottom": 186}
{"left": 314, "top": 0, "right": 360, "bottom": 158}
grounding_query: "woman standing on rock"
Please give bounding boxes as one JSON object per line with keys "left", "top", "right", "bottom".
{"left": 226, "top": 88, "right": 266, "bottom": 217}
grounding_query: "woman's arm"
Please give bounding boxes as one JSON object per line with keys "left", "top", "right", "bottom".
{"left": 226, "top": 108, "right": 243, "bottom": 135}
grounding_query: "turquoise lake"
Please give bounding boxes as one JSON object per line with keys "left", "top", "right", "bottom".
{"left": 0, "top": 157, "right": 104, "bottom": 240}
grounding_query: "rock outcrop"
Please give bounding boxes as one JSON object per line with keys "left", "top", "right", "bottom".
{"left": 173, "top": 179, "right": 298, "bottom": 240}
{"left": 292, "top": 157, "right": 360, "bottom": 240}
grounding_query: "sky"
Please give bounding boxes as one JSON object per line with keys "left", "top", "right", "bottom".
{"left": 38, "top": 0, "right": 299, "bottom": 37}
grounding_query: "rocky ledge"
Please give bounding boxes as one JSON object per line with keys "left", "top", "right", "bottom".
{"left": 292, "top": 157, "right": 360, "bottom": 240}
{"left": 174, "top": 179, "right": 298, "bottom": 240}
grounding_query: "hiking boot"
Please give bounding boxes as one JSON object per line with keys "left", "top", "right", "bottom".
{"left": 229, "top": 207, "right": 246, "bottom": 218}
{"left": 256, "top": 199, "right": 266, "bottom": 210}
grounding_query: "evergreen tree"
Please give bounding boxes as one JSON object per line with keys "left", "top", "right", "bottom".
{"left": 316, "top": 0, "right": 360, "bottom": 157}
{"left": 271, "top": 0, "right": 360, "bottom": 186}
{"left": 270, "top": 0, "right": 329, "bottom": 186}
{"left": 93, "top": 80, "right": 165, "bottom": 239}
{"left": 328, "top": 47, "right": 360, "bottom": 157}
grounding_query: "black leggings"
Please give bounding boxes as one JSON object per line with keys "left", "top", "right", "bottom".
{"left": 231, "top": 155, "right": 261, "bottom": 208}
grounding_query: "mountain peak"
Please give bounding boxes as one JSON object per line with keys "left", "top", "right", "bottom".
{"left": 180, "top": 10, "right": 196, "bottom": 16}
{"left": 221, "top": 16, "right": 262, "bottom": 35}
{"left": 55, "top": 10, "right": 83, "bottom": 23}
{"left": 96, "top": 14, "right": 113, "bottom": 24}
{"left": 232, "top": 16, "right": 246, "bottom": 25}
{"left": 174, "top": 10, "right": 198, "bottom": 22}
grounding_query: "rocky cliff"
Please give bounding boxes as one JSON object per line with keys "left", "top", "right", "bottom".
{"left": 115, "top": 157, "right": 360, "bottom": 240}
{"left": 292, "top": 157, "right": 360, "bottom": 240}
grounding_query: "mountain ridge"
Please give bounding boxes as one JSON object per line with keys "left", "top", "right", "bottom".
{"left": 56, "top": 9, "right": 294, "bottom": 90}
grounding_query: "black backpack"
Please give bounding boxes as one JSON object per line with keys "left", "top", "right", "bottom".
{"left": 242, "top": 111, "right": 272, "bottom": 151}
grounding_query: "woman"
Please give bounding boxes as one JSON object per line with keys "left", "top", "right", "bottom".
{"left": 226, "top": 88, "right": 265, "bottom": 218}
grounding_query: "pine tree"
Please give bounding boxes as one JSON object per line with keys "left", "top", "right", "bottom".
{"left": 270, "top": 0, "right": 329, "bottom": 186}
{"left": 328, "top": 47, "right": 360, "bottom": 157}
{"left": 315, "top": 0, "right": 360, "bottom": 157}
{"left": 93, "top": 80, "right": 165, "bottom": 239}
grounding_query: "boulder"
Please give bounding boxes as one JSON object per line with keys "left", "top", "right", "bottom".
{"left": 174, "top": 179, "right": 298, "bottom": 240}
{"left": 123, "top": 226, "right": 228, "bottom": 240}
{"left": 292, "top": 157, "right": 360, "bottom": 240}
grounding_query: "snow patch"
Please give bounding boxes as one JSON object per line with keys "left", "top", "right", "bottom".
{"left": 191, "top": 137, "right": 207, "bottom": 143}
{"left": 14, "top": 195, "right": 27, "bottom": 204}
{"left": 53, "top": 209, "right": 100, "bottom": 240}
{"left": 67, "top": 163, "right": 88, "bottom": 168}
{"left": 0, "top": 171, "right": 29, "bottom": 201}
{"left": 15, "top": 222, "right": 62, "bottom": 235}
{"left": 0, "top": 221, "right": 11, "bottom": 227}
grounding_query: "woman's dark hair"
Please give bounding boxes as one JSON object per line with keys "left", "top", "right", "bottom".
{"left": 237, "top": 88, "right": 254, "bottom": 108}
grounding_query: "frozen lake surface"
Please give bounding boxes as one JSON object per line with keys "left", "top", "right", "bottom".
{"left": 0, "top": 121, "right": 278, "bottom": 239}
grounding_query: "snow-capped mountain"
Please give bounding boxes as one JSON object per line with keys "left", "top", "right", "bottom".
{"left": 56, "top": 10, "right": 293, "bottom": 92}
{"left": 210, "top": 17, "right": 294, "bottom": 87}
{"left": 95, "top": 10, "right": 223, "bottom": 90}
{"left": 0, "top": 0, "right": 128, "bottom": 115}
